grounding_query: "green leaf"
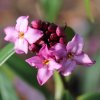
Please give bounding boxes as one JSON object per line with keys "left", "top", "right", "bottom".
{"left": 64, "top": 26, "right": 75, "bottom": 42}
{"left": 0, "top": 72, "right": 19, "bottom": 100}
{"left": 54, "top": 72, "right": 64, "bottom": 100}
{"left": 40, "top": 0, "right": 62, "bottom": 22}
{"left": 7, "top": 54, "right": 52, "bottom": 99}
{"left": 81, "top": 54, "right": 100, "bottom": 92}
{"left": 0, "top": 43, "right": 15, "bottom": 66}
{"left": 62, "top": 90, "right": 74, "bottom": 100}
{"left": 84, "top": 0, "right": 94, "bottom": 22}
{"left": 77, "top": 93, "right": 100, "bottom": 100}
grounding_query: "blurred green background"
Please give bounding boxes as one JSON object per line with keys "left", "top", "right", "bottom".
{"left": 0, "top": 0, "right": 100, "bottom": 100}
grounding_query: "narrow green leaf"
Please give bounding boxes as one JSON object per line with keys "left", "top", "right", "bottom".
{"left": 64, "top": 26, "right": 75, "bottom": 42}
{"left": 62, "top": 90, "right": 74, "bottom": 100}
{"left": 54, "top": 72, "right": 64, "bottom": 100}
{"left": 0, "top": 72, "right": 19, "bottom": 100}
{"left": 81, "top": 54, "right": 100, "bottom": 92}
{"left": 77, "top": 93, "right": 100, "bottom": 100}
{"left": 84, "top": 0, "right": 94, "bottom": 22}
{"left": 0, "top": 43, "right": 15, "bottom": 66}
{"left": 7, "top": 54, "right": 51, "bottom": 99}
{"left": 40, "top": 0, "right": 62, "bottom": 22}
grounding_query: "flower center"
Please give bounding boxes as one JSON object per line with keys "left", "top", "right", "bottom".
{"left": 18, "top": 32, "right": 24, "bottom": 39}
{"left": 67, "top": 52, "right": 74, "bottom": 59}
{"left": 43, "top": 60, "right": 49, "bottom": 65}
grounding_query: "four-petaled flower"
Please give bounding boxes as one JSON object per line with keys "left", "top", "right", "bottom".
{"left": 4, "top": 16, "right": 43, "bottom": 54}
{"left": 52, "top": 34, "right": 95, "bottom": 76}
{"left": 26, "top": 45, "right": 61, "bottom": 85}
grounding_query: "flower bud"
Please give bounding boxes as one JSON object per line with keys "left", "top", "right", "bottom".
{"left": 48, "top": 23, "right": 57, "bottom": 33}
{"left": 29, "top": 44, "right": 40, "bottom": 52}
{"left": 56, "top": 26, "right": 64, "bottom": 36}
{"left": 50, "top": 33, "right": 58, "bottom": 41}
{"left": 31, "top": 20, "right": 42, "bottom": 29}
{"left": 59, "top": 37, "right": 65, "bottom": 44}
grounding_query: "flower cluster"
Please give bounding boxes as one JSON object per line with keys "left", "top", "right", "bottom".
{"left": 4, "top": 16, "right": 95, "bottom": 85}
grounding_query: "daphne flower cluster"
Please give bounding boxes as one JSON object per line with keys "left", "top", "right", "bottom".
{"left": 4, "top": 16, "right": 95, "bottom": 85}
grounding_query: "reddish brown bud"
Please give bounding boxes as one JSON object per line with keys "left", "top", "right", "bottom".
{"left": 45, "top": 31, "right": 51, "bottom": 36}
{"left": 41, "top": 21, "right": 50, "bottom": 31}
{"left": 48, "top": 24, "right": 57, "bottom": 33}
{"left": 31, "top": 20, "right": 42, "bottom": 29}
{"left": 56, "top": 26, "right": 64, "bottom": 36}
{"left": 59, "top": 37, "right": 65, "bottom": 44}
{"left": 29, "top": 44, "right": 40, "bottom": 52}
{"left": 50, "top": 33, "right": 58, "bottom": 41}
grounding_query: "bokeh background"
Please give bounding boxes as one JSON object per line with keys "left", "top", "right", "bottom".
{"left": 0, "top": 0, "right": 100, "bottom": 100}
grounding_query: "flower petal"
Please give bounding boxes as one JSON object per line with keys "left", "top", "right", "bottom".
{"left": 14, "top": 39, "right": 28, "bottom": 54}
{"left": 51, "top": 43, "right": 67, "bottom": 59}
{"left": 74, "top": 52, "right": 95, "bottom": 66}
{"left": 39, "top": 45, "right": 52, "bottom": 59}
{"left": 25, "top": 27, "right": 43, "bottom": 44}
{"left": 48, "top": 58, "right": 61, "bottom": 70}
{"left": 25, "top": 56, "right": 44, "bottom": 68}
{"left": 37, "top": 68, "right": 53, "bottom": 85}
{"left": 15, "top": 16, "right": 29, "bottom": 32}
{"left": 4, "top": 27, "right": 18, "bottom": 42}
{"left": 60, "top": 59, "right": 76, "bottom": 76}
{"left": 66, "top": 34, "right": 84, "bottom": 55}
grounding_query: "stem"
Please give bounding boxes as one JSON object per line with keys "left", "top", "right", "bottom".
{"left": 60, "top": 74, "right": 75, "bottom": 98}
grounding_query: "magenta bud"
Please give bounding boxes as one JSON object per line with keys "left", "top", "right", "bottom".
{"left": 45, "top": 31, "right": 51, "bottom": 36}
{"left": 50, "top": 33, "right": 58, "bottom": 41}
{"left": 50, "top": 42, "right": 56, "bottom": 46}
{"left": 39, "top": 40, "right": 45, "bottom": 46}
{"left": 56, "top": 26, "right": 64, "bottom": 36}
{"left": 48, "top": 24, "right": 57, "bottom": 33}
{"left": 31, "top": 20, "right": 42, "bottom": 29}
{"left": 41, "top": 21, "right": 50, "bottom": 31}
{"left": 29, "top": 44, "right": 39, "bottom": 52}
{"left": 59, "top": 37, "right": 65, "bottom": 44}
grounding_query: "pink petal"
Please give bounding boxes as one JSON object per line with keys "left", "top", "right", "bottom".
{"left": 51, "top": 43, "right": 67, "bottom": 59}
{"left": 14, "top": 39, "right": 28, "bottom": 54}
{"left": 74, "top": 52, "right": 95, "bottom": 66}
{"left": 39, "top": 45, "right": 52, "bottom": 59}
{"left": 48, "top": 58, "right": 61, "bottom": 70}
{"left": 66, "top": 34, "right": 84, "bottom": 55}
{"left": 4, "top": 27, "right": 18, "bottom": 43}
{"left": 60, "top": 59, "right": 76, "bottom": 76}
{"left": 25, "top": 27, "right": 43, "bottom": 44}
{"left": 25, "top": 56, "right": 44, "bottom": 68}
{"left": 15, "top": 16, "right": 29, "bottom": 32}
{"left": 37, "top": 68, "right": 53, "bottom": 85}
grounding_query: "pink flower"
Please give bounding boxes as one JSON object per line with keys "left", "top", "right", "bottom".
{"left": 4, "top": 16, "right": 43, "bottom": 54}
{"left": 26, "top": 45, "right": 61, "bottom": 85}
{"left": 52, "top": 34, "right": 95, "bottom": 76}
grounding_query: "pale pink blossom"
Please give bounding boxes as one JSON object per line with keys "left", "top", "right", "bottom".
{"left": 4, "top": 16, "right": 43, "bottom": 54}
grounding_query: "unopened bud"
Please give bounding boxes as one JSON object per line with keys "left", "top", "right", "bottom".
{"left": 48, "top": 24, "right": 57, "bottom": 33}
{"left": 31, "top": 20, "right": 42, "bottom": 29}
{"left": 56, "top": 26, "right": 64, "bottom": 36}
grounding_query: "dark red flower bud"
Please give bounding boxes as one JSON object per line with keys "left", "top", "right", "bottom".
{"left": 50, "top": 33, "right": 58, "bottom": 41}
{"left": 31, "top": 20, "right": 42, "bottom": 29}
{"left": 29, "top": 44, "right": 40, "bottom": 52}
{"left": 48, "top": 23, "right": 57, "bottom": 33}
{"left": 59, "top": 37, "right": 65, "bottom": 44}
{"left": 38, "top": 40, "right": 45, "bottom": 46}
{"left": 56, "top": 26, "right": 64, "bottom": 36}
{"left": 41, "top": 21, "right": 50, "bottom": 31}
{"left": 45, "top": 31, "right": 51, "bottom": 36}
{"left": 50, "top": 42, "right": 56, "bottom": 46}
